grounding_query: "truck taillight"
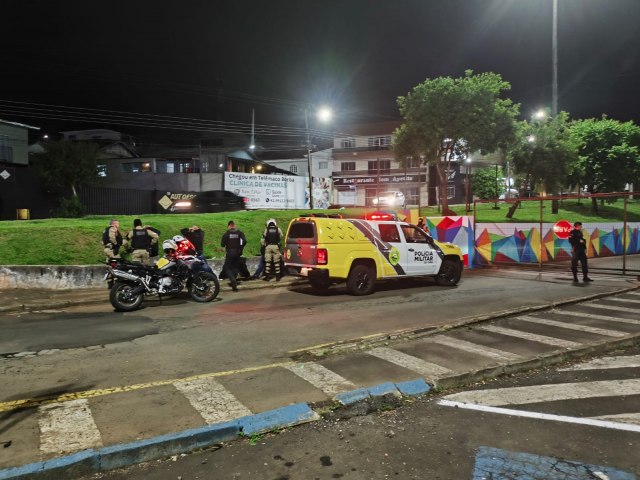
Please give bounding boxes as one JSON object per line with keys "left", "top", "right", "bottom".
{"left": 316, "top": 248, "right": 328, "bottom": 265}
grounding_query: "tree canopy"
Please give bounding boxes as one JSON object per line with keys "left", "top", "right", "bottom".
{"left": 394, "top": 70, "right": 519, "bottom": 213}
{"left": 32, "top": 140, "right": 101, "bottom": 198}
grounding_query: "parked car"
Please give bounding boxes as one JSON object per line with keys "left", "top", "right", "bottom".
{"left": 169, "top": 190, "right": 248, "bottom": 213}
{"left": 372, "top": 191, "right": 406, "bottom": 208}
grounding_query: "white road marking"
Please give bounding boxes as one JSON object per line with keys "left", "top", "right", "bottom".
{"left": 516, "top": 315, "right": 627, "bottom": 337}
{"left": 438, "top": 400, "right": 640, "bottom": 433}
{"left": 478, "top": 325, "right": 581, "bottom": 348}
{"left": 607, "top": 297, "right": 640, "bottom": 304}
{"left": 560, "top": 355, "right": 640, "bottom": 371}
{"left": 284, "top": 362, "right": 356, "bottom": 397}
{"left": 586, "top": 302, "right": 638, "bottom": 314}
{"left": 442, "top": 379, "right": 640, "bottom": 406}
{"left": 38, "top": 399, "right": 102, "bottom": 455}
{"left": 366, "top": 347, "right": 452, "bottom": 378}
{"left": 560, "top": 309, "right": 640, "bottom": 326}
{"left": 173, "top": 378, "right": 252, "bottom": 424}
{"left": 428, "top": 335, "right": 522, "bottom": 362}
{"left": 592, "top": 413, "right": 640, "bottom": 425}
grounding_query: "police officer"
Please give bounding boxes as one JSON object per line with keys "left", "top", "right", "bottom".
{"left": 125, "top": 218, "right": 158, "bottom": 265}
{"left": 102, "top": 219, "right": 123, "bottom": 260}
{"left": 569, "top": 221, "right": 593, "bottom": 283}
{"left": 262, "top": 218, "right": 284, "bottom": 281}
{"left": 221, "top": 220, "right": 246, "bottom": 292}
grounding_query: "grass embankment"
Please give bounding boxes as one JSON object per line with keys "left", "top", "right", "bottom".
{"left": 1, "top": 199, "right": 637, "bottom": 265}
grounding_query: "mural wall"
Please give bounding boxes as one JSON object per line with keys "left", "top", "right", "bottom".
{"left": 425, "top": 216, "right": 474, "bottom": 267}
{"left": 474, "top": 222, "right": 640, "bottom": 265}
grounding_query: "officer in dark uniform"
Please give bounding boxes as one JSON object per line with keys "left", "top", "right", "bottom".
{"left": 220, "top": 220, "right": 246, "bottom": 292}
{"left": 125, "top": 218, "right": 158, "bottom": 265}
{"left": 569, "top": 221, "right": 593, "bottom": 283}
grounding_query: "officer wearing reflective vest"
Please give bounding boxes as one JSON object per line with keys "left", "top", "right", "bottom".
{"left": 124, "top": 218, "right": 158, "bottom": 265}
{"left": 261, "top": 218, "right": 284, "bottom": 281}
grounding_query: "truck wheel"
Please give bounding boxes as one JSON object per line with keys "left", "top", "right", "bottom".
{"left": 309, "top": 277, "right": 332, "bottom": 291}
{"left": 347, "top": 264, "right": 375, "bottom": 295}
{"left": 435, "top": 258, "right": 462, "bottom": 286}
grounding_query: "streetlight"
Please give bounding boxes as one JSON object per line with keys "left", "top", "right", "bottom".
{"left": 465, "top": 156, "right": 472, "bottom": 214}
{"left": 305, "top": 105, "right": 333, "bottom": 209}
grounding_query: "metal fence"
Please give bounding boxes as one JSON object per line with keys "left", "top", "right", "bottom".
{"left": 79, "top": 186, "right": 158, "bottom": 215}
{"left": 472, "top": 192, "right": 640, "bottom": 275}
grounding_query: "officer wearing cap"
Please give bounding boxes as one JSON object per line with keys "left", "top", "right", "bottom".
{"left": 569, "top": 221, "right": 593, "bottom": 283}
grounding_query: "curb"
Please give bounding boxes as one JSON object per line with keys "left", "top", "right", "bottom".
{"left": 0, "top": 382, "right": 428, "bottom": 480}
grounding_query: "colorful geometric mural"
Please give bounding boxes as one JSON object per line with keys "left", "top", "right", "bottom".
{"left": 475, "top": 222, "right": 640, "bottom": 266}
{"left": 425, "top": 216, "right": 474, "bottom": 266}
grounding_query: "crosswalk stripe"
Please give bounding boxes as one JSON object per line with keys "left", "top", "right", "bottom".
{"left": 516, "top": 315, "right": 628, "bottom": 338}
{"left": 607, "top": 297, "right": 640, "bottom": 304}
{"left": 478, "top": 325, "right": 581, "bottom": 348}
{"left": 443, "top": 378, "right": 640, "bottom": 406}
{"left": 592, "top": 413, "right": 640, "bottom": 425}
{"left": 38, "top": 398, "right": 102, "bottom": 455}
{"left": 173, "top": 378, "right": 252, "bottom": 424}
{"left": 284, "top": 363, "right": 356, "bottom": 397}
{"left": 366, "top": 347, "right": 453, "bottom": 378}
{"left": 586, "top": 302, "right": 638, "bottom": 314}
{"left": 428, "top": 335, "right": 522, "bottom": 362}
{"left": 560, "top": 309, "right": 640, "bottom": 326}
{"left": 559, "top": 355, "right": 640, "bottom": 371}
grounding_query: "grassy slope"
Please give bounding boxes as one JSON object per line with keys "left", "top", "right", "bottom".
{"left": 1, "top": 199, "right": 638, "bottom": 265}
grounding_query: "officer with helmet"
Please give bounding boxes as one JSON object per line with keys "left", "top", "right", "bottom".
{"left": 262, "top": 218, "right": 284, "bottom": 281}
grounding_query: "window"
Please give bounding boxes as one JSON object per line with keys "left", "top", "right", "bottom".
{"left": 290, "top": 164, "right": 298, "bottom": 174}
{"left": 447, "top": 185, "right": 456, "bottom": 199}
{"left": 405, "top": 187, "right": 419, "bottom": 206}
{"left": 121, "top": 162, "right": 152, "bottom": 173}
{"left": 178, "top": 162, "right": 193, "bottom": 173}
{"left": 401, "top": 225, "right": 429, "bottom": 244}
{"left": 365, "top": 188, "right": 378, "bottom": 206}
{"left": 96, "top": 165, "right": 107, "bottom": 177}
{"left": 157, "top": 161, "right": 175, "bottom": 173}
{"left": 379, "top": 224, "right": 401, "bottom": 243}
{"left": 318, "top": 161, "right": 328, "bottom": 170}
{"left": 367, "top": 159, "right": 391, "bottom": 175}
{"left": 407, "top": 157, "right": 422, "bottom": 168}
{"left": 288, "top": 222, "right": 316, "bottom": 239}
{"left": 341, "top": 162, "right": 356, "bottom": 171}
{"left": 341, "top": 138, "right": 355, "bottom": 149}
{"left": 0, "top": 135, "right": 11, "bottom": 162}
{"left": 368, "top": 136, "right": 391, "bottom": 148}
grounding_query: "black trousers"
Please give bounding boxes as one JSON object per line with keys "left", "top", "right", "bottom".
{"left": 571, "top": 249, "right": 588, "bottom": 278}
{"left": 222, "top": 252, "right": 241, "bottom": 287}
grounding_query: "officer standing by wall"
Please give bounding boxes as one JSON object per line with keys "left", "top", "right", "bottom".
{"left": 125, "top": 218, "right": 158, "bottom": 265}
{"left": 262, "top": 218, "right": 283, "bottom": 281}
{"left": 221, "top": 220, "right": 246, "bottom": 292}
{"left": 102, "top": 219, "right": 123, "bottom": 260}
{"left": 569, "top": 221, "right": 593, "bottom": 283}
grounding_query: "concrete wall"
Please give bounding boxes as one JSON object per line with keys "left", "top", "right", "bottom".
{"left": 0, "top": 257, "right": 261, "bottom": 289}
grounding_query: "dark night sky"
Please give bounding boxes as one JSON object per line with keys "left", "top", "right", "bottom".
{"left": 3, "top": 0, "right": 640, "bottom": 146}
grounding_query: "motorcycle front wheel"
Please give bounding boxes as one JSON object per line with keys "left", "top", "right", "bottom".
{"left": 189, "top": 272, "right": 220, "bottom": 302}
{"left": 109, "top": 281, "right": 144, "bottom": 312}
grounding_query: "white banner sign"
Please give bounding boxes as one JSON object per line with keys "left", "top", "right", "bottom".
{"left": 224, "top": 172, "right": 332, "bottom": 209}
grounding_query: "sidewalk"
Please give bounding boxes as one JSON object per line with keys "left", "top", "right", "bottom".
{"left": 0, "top": 276, "right": 304, "bottom": 314}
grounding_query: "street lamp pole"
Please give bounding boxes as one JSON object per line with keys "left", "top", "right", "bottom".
{"left": 552, "top": 0, "right": 558, "bottom": 115}
{"left": 304, "top": 107, "right": 313, "bottom": 210}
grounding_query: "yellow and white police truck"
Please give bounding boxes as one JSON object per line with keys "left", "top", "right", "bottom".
{"left": 283, "top": 214, "right": 463, "bottom": 295}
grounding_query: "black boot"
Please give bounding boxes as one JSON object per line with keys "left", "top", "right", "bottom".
{"left": 583, "top": 276, "right": 593, "bottom": 282}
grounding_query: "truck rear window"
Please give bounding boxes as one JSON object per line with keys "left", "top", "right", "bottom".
{"left": 287, "top": 222, "right": 316, "bottom": 239}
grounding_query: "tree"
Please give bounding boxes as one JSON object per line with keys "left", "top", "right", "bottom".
{"left": 33, "top": 140, "right": 101, "bottom": 198}
{"left": 506, "top": 111, "right": 577, "bottom": 218}
{"left": 472, "top": 166, "right": 504, "bottom": 200}
{"left": 569, "top": 117, "right": 640, "bottom": 212}
{"left": 394, "top": 70, "right": 519, "bottom": 214}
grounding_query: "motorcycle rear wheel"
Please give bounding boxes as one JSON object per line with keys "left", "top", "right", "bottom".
{"left": 190, "top": 272, "right": 220, "bottom": 302}
{"left": 109, "top": 281, "right": 144, "bottom": 312}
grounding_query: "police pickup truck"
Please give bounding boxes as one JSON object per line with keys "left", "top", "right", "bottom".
{"left": 283, "top": 215, "right": 463, "bottom": 295}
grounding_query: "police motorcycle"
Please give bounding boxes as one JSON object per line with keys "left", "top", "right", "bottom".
{"left": 107, "top": 237, "right": 220, "bottom": 312}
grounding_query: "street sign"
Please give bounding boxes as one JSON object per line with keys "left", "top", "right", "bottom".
{"left": 553, "top": 219, "right": 572, "bottom": 239}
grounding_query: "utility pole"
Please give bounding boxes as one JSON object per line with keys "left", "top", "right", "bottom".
{"left": 552, "top": 0, "right": 558, "bottom": 115}
{"left": 305, "top": 107, "right": 313, "bottom": 209}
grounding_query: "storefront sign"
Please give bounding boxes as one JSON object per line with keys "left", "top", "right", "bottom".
{"left": 333, "top": 174, "right": 426, "bottom": 186}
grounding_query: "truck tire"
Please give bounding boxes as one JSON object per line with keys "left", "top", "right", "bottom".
{"left": 347, "top": 264, "right": 375, "bottom": 296}
{"left": 435, "top": 258, "right": 462, "bottom": 286}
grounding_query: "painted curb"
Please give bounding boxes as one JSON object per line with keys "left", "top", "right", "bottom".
{"left": 0, "top": 403, "right": 316, "bottom": 480}
{"left": 336, "top": 379, "right": 431, "bottom": 406}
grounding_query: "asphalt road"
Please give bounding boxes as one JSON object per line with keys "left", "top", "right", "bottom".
{"left": 81, "top": 347, "right": 640, "bottom": 480}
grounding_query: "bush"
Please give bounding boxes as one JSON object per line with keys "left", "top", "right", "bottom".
{"left": 57, "top": 196, "right": 85, "bottom": 218}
